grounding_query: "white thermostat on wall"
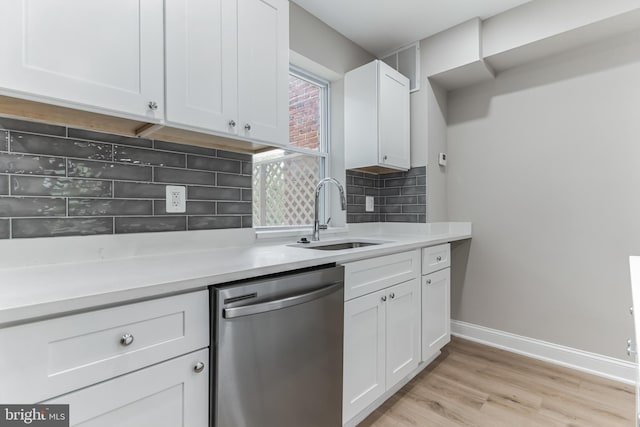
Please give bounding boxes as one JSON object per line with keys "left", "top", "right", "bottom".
{"left": 438, "top": 153, "right": 447, "bottom": 166}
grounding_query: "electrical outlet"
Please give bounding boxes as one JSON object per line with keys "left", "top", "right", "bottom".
{"left": 166, "top": 185, "right": 186, "bottom": 213}
{"left": 365, "top": 196, "right": 374, "bottom": 212}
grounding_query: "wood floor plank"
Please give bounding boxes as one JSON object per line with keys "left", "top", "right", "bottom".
{"left": 358, "top": 337, "right": 635, "bottom": 427}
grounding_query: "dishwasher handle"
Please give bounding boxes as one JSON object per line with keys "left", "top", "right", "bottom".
{"left": 223, "top": 281, "right": 342, "bottom": 319}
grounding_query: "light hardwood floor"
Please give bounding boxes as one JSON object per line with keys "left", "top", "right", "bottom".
{"left": 359, "top": 337, "right": 635, "bottom": 427}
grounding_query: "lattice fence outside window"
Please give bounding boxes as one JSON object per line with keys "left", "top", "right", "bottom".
{"left": 253, "top": 151, "right": 321, "bottom": 227}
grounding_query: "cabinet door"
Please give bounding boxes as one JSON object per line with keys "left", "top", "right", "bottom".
{"left": 43, "top": 349, "right": 209, "bottom": 427}
{"left": 0, "top": 0, "right": 164, "bottom": 120}
{"left": 343, "top": 290, "right": 386, "bottom": 423}
{"left": 385, "top": 278, "right": 421, "bottom": 388}
{"left": 422, "top": 268, "right": 451, "bottom": 362}
{"left": 237, "top": 0, "right": 289, "bottom": 145}
{"left": 165, "top": 0, "right": 238, "bottom": 134}
{"left": 378, "top": 62, "right": 410, "bottom": 170}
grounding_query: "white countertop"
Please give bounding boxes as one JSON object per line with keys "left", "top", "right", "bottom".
{"left": 0, "top": 222, "right": 471, "bottom": 326}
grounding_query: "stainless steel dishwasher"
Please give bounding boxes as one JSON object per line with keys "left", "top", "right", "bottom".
{"left": 211, "top": 264, "right": 344, "bottom": 427}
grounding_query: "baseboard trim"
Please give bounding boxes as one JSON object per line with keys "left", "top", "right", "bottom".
{"left": 451, "top": 320, "right": 636, "bottom": 385}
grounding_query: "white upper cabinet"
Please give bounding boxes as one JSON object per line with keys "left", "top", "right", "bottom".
{"left": 166, "top": 0, "right": 289, "bottom": 146}
{"left": 0, "top": 0, "right": 164, "bottom": 121}
{"left": 165, "top": 0, "right": 237, "bottom": 134}
{"left": 345, "top": 60, "right": 410, "bottom": 172}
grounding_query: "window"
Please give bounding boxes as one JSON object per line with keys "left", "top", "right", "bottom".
{"left": 252, "top": 68, "right": 329, "bottom": 228}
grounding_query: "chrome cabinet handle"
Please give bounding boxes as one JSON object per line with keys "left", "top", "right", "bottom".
{"left": 436, "top": 256, "right": 442, "bottom": 261}
{"left": 148, "top": 101, "right": 158, "bottom": 111}
{"left": 229, "top": 120, "right": 236, "bottom": 128}
{"left": 383, "top": 155, "right": 388, "bottom": 161}
{"left": 426, "top": 279, "right": 432, "bottom": 284}
{"left": 381, "top": 295, "right": 387, "bottom": 302}
{"left": 627, "top": 339, "right": 636, "bottom": 356}
{"left": 390, "top": 293, "right": 395, "bottom": 299}
{"left": 244, "top": 123, "right": 251, "bottom": 131}
{"left": 120, "top": 333, "right": 134, "bottom": 346}
{"left": 194, "top": 362, "right": 205, "bottom": 373}
{"left": 631, "top": 306, "right": 634, "bottom": 316}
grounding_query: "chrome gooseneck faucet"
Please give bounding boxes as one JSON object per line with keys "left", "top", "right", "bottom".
{"left": 313, "top": 177, "right": 347, "bottom": 241}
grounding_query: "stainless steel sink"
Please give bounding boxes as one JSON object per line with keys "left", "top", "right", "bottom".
{"left": 289, "top": 240, "right": 388, "bottom": 251}
{"left": 302, "top": 241, "right": 381, "bottom": 251}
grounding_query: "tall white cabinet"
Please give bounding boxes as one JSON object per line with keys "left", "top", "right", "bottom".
{"left": 345, "top": 60, "right": 410, "bottom": 172}
{"left": 0, "top": 0, "right": 164, "bottom": 121}
{"left": 165, "top": 0, "right": 289, "bottom": 146}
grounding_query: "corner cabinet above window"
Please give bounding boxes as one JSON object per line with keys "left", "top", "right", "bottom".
{"left": 165, "top": 0, "right": 289, "bottom": 146}
{"left": 345, "top": 60, "right": 410, "bottom": 173}
{"left": 0, "top": 0, "right": 164, "bottom": 122}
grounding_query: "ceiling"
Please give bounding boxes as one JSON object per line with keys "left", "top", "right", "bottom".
{"left": 292, "top": 0, "right": 533, "bottom": 56}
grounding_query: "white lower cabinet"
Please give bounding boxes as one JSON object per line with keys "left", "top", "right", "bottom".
{"left": 422, "top": 267, "right": 451, "bottom": 362}
{"left": 343, "top": 250, "right": 421, "bottom": 424}
{"left": 43, "top": 349, "right": 209, "bottom": 427}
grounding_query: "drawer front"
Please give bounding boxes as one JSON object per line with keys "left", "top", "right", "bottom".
{"left": 43, "top": 349, "right": 209, "bottom": 427}
{"left": 344, "top": 250, "right": 420, "bottom": 301}
{"left": 422, "top": 243, "right": 451, "bottom": 275}
{"left": 0, "top": 291, "right": 209, "bottom": 403}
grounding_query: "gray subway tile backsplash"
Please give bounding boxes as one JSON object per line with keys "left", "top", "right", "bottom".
{"left": 217, "top": 173, "right": 252, "bottom": 188}
{"left": 217, "top": 201, "right": 252, "bottom": 215}
{"left": 115, "top": 145, "right": 186, "bottom": 168}
{"left": 154, "top": 167, "right": 216, "bottom": 186}
{"left": 0, "top": 219, "right": 8, "bottom": 238}
{"left": 12, "top": 217, "right": 114, "bottom": 238}
{"left": 0, "top": 130, "right": 8, "bottom": 151}
{"left": 68, "top": 128, "right": 153, "bottom": 148}
{"left": 67, "top": 159, "right": 152, "bottom": 182}
{"left": 12, "top": 176, "right": 113, "bottom": 198}
{"left": 68, "top": 199, "right": 153, "bottom": 217}
{"left": 0, "top": 153, "right": 66, "bottom": 176}
{"left": 188, "top": 215, "right": 242, "bottom": 230}
{"left": 153, "top": 140, "right": 218, "bottom": 156}
{"left": 11, "top": 132, "right": 113, "bottom": 160}
{"left": 115, "top": 216, "right": 187, "bottom": 234}
{"left": 346, "top": 166, "right": 427, "bottom": 224}
{"left": 0, "top": 175, "right": 8, "bottom": 195}
{"left": 0, "top": 117, "right": 254, "bottom": 238}
{"left": 0, "top": 197, "right": 66, "bottom": 217}
{"left": 187, "top": 155, "right": 241, "bottom": 174}
{"left": 188, "top": 185, "right": 241, "bottom": 201}
{"left": 0, "top": 117, "right": 66, "bottom": 137}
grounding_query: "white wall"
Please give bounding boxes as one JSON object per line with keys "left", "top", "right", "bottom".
{"left": 447, "top": 30, "right": 640, "bottom": 359}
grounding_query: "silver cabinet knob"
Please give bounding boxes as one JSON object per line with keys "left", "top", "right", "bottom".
{"left": 228, "top": 120, "right": 236, "bottom": 128}
{"left": 390, "top": 293, "right": 395, "bottom": 299}
{"left": 426, "top": 279, "right": 432, "bottom": 285}
{"left": 120, "top": 333, "right": 134, "bottom": 346}
{"left": 383, "top": 155, "right": 388, "bottom": 161}
{"left": 148, "top": 101, "right": 158, "bottom": 111}
{"left": 381, "top": 295, "right": 387, "bottom": 302}
{"left": 627, "top": 339, "right": 637, "bottom": 356}
{"left": 244, "top": 123, "right": 251, "bottom": 131}
{"left": 194, "top": 362, "right": 205, "bottom": 373}
{"left": 436, "top": 256, "right": 442, "bottom": 261}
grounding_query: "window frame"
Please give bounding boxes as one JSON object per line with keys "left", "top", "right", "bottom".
{"left": 252, "top": 66, "right": 331, "bottom": 231}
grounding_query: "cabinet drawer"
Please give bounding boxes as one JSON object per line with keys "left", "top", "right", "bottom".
{"left": 0, "top": 291, "right": 209, "bottom": 403}
{"left": 422, "top": 243, "right": 450, "bottom": 275}
{"left": 343, "top": 250, "right": 420, "bottom": 301}
{"left": 43, "top": 349, "right": 209, "bottom": 427}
